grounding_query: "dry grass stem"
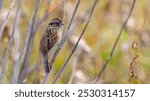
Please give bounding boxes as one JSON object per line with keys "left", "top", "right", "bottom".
{"left": 93, "top": 0, "right": 136, "bottom": 84}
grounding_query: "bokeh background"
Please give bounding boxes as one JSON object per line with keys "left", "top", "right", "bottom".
{"left": 0, "top": 0, "right": 150, "bottom": 84}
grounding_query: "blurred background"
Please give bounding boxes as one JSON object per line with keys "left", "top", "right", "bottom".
{"left": 0, "top": 0, "right": 150, "bottom": 84}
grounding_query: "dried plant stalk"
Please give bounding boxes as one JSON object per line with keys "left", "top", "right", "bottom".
{"left": 0, "top": 0, "right": 4, "bottom": 12}
{"left": 129, "top": 42, "right": 139, "bottom": 84}
{"left": 52, "top": 0, "right": 98, "bottom": 84}
{"left": 0, "top": 0, "right": 16, "bottom": 38}
{"left": 11, "top": 0, "right": 40, "bottom": 84}
{"left": 93, "top": 0, "right": 136, "bottom": 84}
{"left": 0, "top": 0, "right": 21, "bottom": 83}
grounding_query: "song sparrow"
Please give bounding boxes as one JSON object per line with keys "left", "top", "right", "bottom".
{"left": 39, "top": 18, "right": 63, "bottom": 73}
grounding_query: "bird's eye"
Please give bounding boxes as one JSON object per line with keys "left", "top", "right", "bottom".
{"left": 49, "top": 22, "right": 60, "bottom": 27}
{"left": 48, "top": 23, "right": 53, "bottom": 25}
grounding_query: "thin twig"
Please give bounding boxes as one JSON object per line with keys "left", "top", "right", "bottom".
{"left": 0, "top": 0, "right": 22, "bottom": 83}
{"left": 10, "top": 0, "right": 40, "bottom": 84}
{"left": 93, "top": 0, "right": 136, "bottom": 84}
{"left": 46, "top": 0, "right": 51, "bottom": 12}
{"left": 0, "top": 0, "right": 4, "bottom": 12}
{"left": 68, "top": 8, "right": 91, "bottom": 38}
{"left": 0, "top": 53, "right": 3, "bottom": 63}
{"left": 41, "top": 0, "right": 81, "bottom": 84}
{"left": 0, "top": 0, "right": 16, "bottom": 38}
{"left": 59, "top": 0, "right": 66, "bottom": 41}
{"left": 52, "top": 0, "right": 98, "bottom": 84}
{"left": 18, "top": 0, "right": 40, "bottom": 84}
{"left": 25, "top": 63, "right": 38, "bottom": 74}
{"left": 68, "top": 56, "right": 77, "bottom": 84}
{"left": 62, "top": 0, "right": 66, "bottom": 24}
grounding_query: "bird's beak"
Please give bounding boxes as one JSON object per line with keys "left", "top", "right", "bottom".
{"left": 60, "top": 23, "right": 64, "bottom": 26}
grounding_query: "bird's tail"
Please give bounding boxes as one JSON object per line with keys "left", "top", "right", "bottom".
{"left": 42, "top": 55, "right": 50, "bottom": 73}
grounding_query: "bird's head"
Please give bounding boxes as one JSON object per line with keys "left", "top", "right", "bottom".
{"left": 48, "top": 18, "right": 63, "bottom": 29}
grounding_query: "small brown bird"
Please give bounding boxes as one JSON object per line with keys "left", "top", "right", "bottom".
{"left": 39, "top": 18, "right": 63, "bottom": 73}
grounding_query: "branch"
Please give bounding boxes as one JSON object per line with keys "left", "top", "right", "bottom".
{"left": 61, "top": 0, "right": 66, "bottom": 24}
{"left": 0, "top": 0, "right": 22, "bottom": 83}
{"left": 68, "top": 8, "right": 91, "bottom": 38}
{"left": 18, "top": 0, "right": 40, "bottom": 84}
{"left": 0, "top": 53, "right": 3, "bottom": 63}
{"left": 10, "top": 0, "right": 40, "bottom": 84}
{"left": 52, "top": 0, "right": 98, "bottom": 84}
{"left": 93, "top": 0, "right": 136, "bottom": 84}
{"left": 0, "top": 0, "right": 4, "bottom": 12}
{"left": 0, "top": 0, "right": 16, "bottom": 38}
